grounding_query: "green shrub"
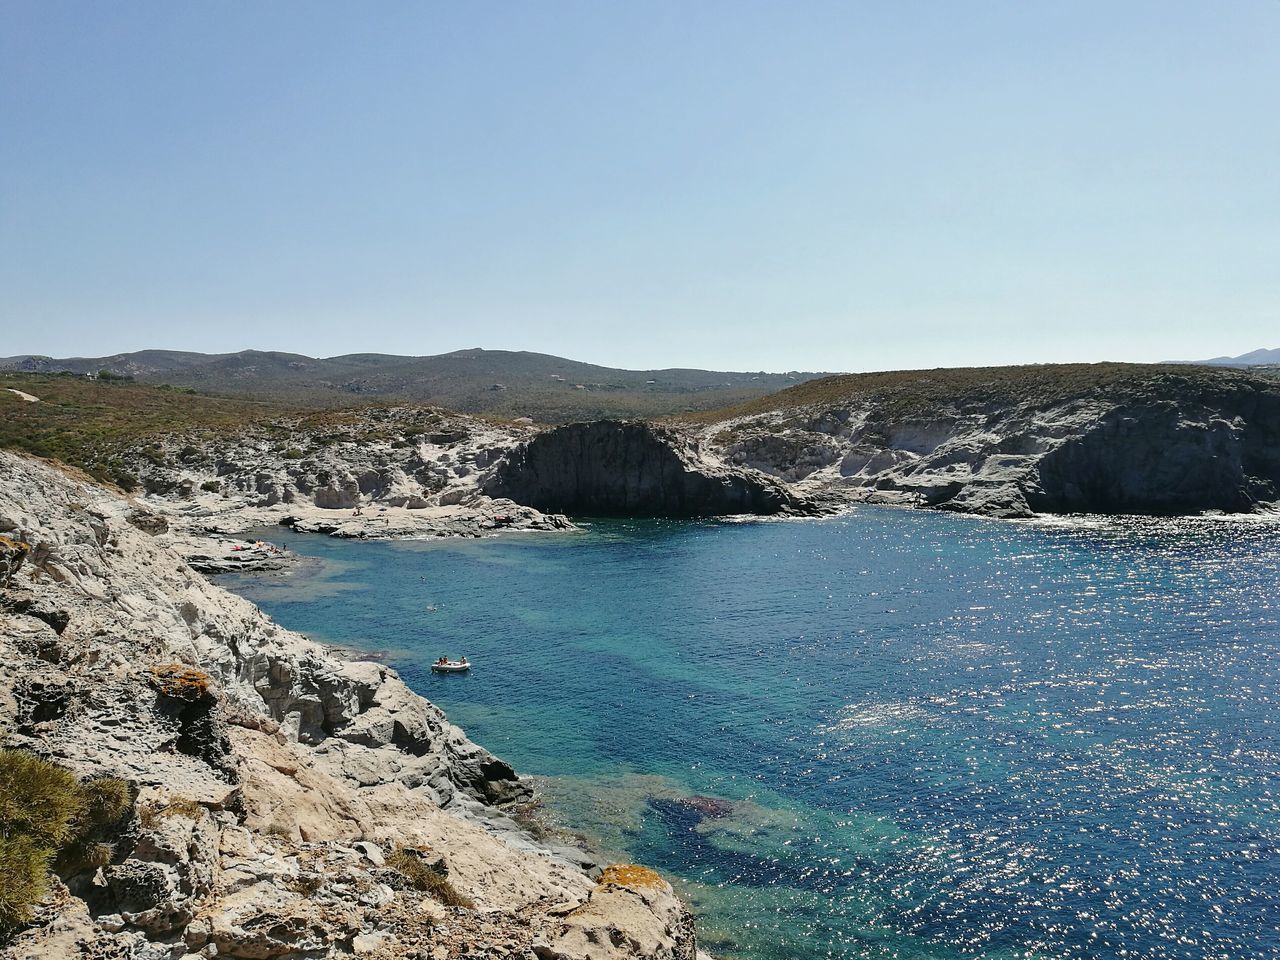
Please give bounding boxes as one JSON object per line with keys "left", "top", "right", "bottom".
{"left": 200, "top": 480, "right": 221, "bottom": 493}
{"left": 139, "top": 445, "right": 166, "bottom": 466}
{"left": 385, "top": 847, "right": 473, "bottom": 908}
{"left": 58, "top": 839, "right": 114, "bottom": 874}
{"left": 0, "top": 750, "right": 86, "bottom": 847}
{"left": 0, "top": 834, "right": 53, "bottom": 933}
{"left": 282, "top": 447, "right": 305, "bottom": 459}
{"left": 0, "top": 752, "right": 131, "bottom": 936}
{"left": 79, "top": 778, "right": 129, "bottom": 828}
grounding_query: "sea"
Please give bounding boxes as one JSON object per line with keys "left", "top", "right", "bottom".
{"left": 219, "top": 508, "right": 1280, "bottom": 960}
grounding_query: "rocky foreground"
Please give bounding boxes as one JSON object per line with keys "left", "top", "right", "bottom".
{"left": 0, "top": 450, "right": 707, "bottom": 960}
{"left": 3, "top": 363, "right": 1278, "bottom": 957}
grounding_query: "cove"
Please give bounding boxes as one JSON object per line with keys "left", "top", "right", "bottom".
{"left": 220, "top": 508, "right": 1280, "bottom": 960}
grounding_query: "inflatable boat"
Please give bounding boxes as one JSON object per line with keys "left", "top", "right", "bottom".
{"left": 431, "top": 658, "right": 470, "bottom": 673}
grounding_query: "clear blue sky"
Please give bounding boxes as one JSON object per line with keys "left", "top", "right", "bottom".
{"left": 2, "top": 1, "right": 1277, "bottom": 371}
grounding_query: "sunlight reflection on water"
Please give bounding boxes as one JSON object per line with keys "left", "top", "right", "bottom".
{"left": 222, "top": 509, "right": 1280, "bottom": 960}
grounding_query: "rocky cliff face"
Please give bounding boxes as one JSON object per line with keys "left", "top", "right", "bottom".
{"left": 485, "top": 420, "right": 807, "bottom": 517}
{"left": 0, "top": 451, "right": 706, "bottom": 960}
{"left": 90, "top": 365, "right": 1280, "bottom": 528}
{"left": 704, "top": 366, "right": 1280, "bottom": 518}
{"left": 1028, "top": 392, "right": 1280, "bottom": 514}
{"left": 120, "top": 407, "right": 530, "bottom": 518}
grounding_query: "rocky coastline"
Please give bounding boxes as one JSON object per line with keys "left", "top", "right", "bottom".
{"left": 700, "top": 364, "right": 1280, "bottom": 519}
{"left": 98, "top": 366, "right": 1280, "bottom": 536}
{"left": 0, "top": 450, "right": 709, "bottom": 960}
{"left": 5, "top": 363, "right": 1280, "bottom": 957}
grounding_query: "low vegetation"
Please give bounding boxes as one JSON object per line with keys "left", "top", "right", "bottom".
{"left": 136, "top": 796, "right": 204, "bottom": 830}
{"left": 385, "top": 847, "right": 474, "bottom": 908}
{"left": 0, "top": 535, "right": 30, "bottom": 587}
{"left": 0, "top": 747, "right": 130, "bottom": 936}
{"left": 147, "top": 664, "right": 214, "bottom": 701}
{"left": 682, "top": 362, "right": 1280, "bottom": 424}
{"left": 0, "top": 373, "right": 293, "bottom": 487}
{"left": 3, "top": 349, "right": 822, "bottom": 423}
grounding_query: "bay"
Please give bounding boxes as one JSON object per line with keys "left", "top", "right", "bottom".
{"left": 221, "top": 508, "right": 1280, "bottom": 960}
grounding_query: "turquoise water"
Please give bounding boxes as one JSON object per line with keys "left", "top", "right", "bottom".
{"left": 221, "top": 510, "right": 1280, "bottom": 960}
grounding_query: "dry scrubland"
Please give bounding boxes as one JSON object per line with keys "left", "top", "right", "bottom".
{"left": 683, "top": 362, "right": 1280, "bottom": 422}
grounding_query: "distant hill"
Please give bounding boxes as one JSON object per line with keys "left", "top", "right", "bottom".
{"left": 1184, "top": 347, "right": 1280, "bottom": 367}
{"left": 685, "top": 362, "right": 1280, "bottom": 423}
{"left": 0, "top": 348, "right": 824, "bottom": 422}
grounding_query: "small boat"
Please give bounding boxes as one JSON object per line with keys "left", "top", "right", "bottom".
{"left": 431, "top": 658, "right": 470, "bottom": 673}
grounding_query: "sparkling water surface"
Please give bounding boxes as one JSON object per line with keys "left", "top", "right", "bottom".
{"left": 220, "top": 509, "right": 1280, "bottom": 960}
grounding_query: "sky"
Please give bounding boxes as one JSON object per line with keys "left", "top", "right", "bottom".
{"left": 2, "top": 1, "right": 1278, "bottom": 373}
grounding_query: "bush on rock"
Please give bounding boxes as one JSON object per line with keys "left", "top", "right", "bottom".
{"left": 385, "top": 847, "right": 474, "bottom": 908}
{"left": 0, "top": 748, "right": 132, "bottom": 937}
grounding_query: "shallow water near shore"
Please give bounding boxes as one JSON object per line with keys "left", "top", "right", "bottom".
{"left": 221, "top": 509, "right": 1280, "bottom": 960}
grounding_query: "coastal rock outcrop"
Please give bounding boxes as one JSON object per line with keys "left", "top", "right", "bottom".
{"left": 706, "top": 365, "right": 1280, "bottom": 518}
{"left": 41, "top": 365, "right": 1280, "bottom": 541}
{"left": 116, "top": 407, "right": 576, "bottom": 545}
{"left": 486, "top": 420, "right": 808, "bottom": 517}
{"left": 0, "top": 450, "right": 704, "bottom": 959}
{"left": 537, "top": 865, "right": 697, "bottom": 960}
{"left": 1027, "top": 398, "right": 1280, "bottom": 514}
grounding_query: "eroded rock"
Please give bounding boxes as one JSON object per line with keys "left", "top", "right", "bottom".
{"left": 0, "top": 450, "right": 695, "bottom": 960}
{"left": 487, "top": 420, "right": 810, "bottom": 517}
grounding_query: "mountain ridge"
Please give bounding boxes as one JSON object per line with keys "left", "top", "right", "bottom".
{"left": 1175, "top": 347, "right": 1280, "bottom": 367}
{"left": 0, "top": 348, "right": 824, "bottom": 422}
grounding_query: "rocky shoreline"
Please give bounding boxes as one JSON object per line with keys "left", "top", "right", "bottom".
{"left": 699, "top": 365, "right": 1280, "bottom": 519}
{"left": 104, "top": 367, "right": 1280, "bottom": 534}
{"left": 0, "top": 450, "right": 710, "bottom": 960}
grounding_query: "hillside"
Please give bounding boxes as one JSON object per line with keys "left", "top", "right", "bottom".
{"left": 1191, "top": 347, "right": 1280, "bottom": 366}
{"left": 0, "top": 348, "right": 821, "bottom": 422}
{"left": 9, "top": 362, "right": 1280, "bottom": 523}
{"left": 0, "top": 373, "right": 297, "bottom": 489}
{"left": 685, "top": 362, "right": 1268, "bottom": 421}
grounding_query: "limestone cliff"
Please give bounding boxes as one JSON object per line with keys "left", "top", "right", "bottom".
{"left": 109, "top": 411, "right": 809, "bottom": 556}
{"left": 0, "top": 451, "right": 705, "bottom": 960}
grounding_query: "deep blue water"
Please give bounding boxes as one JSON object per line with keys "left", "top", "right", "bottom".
{"left": 221, "top": 509, "right": 1280, "bottom": 960}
